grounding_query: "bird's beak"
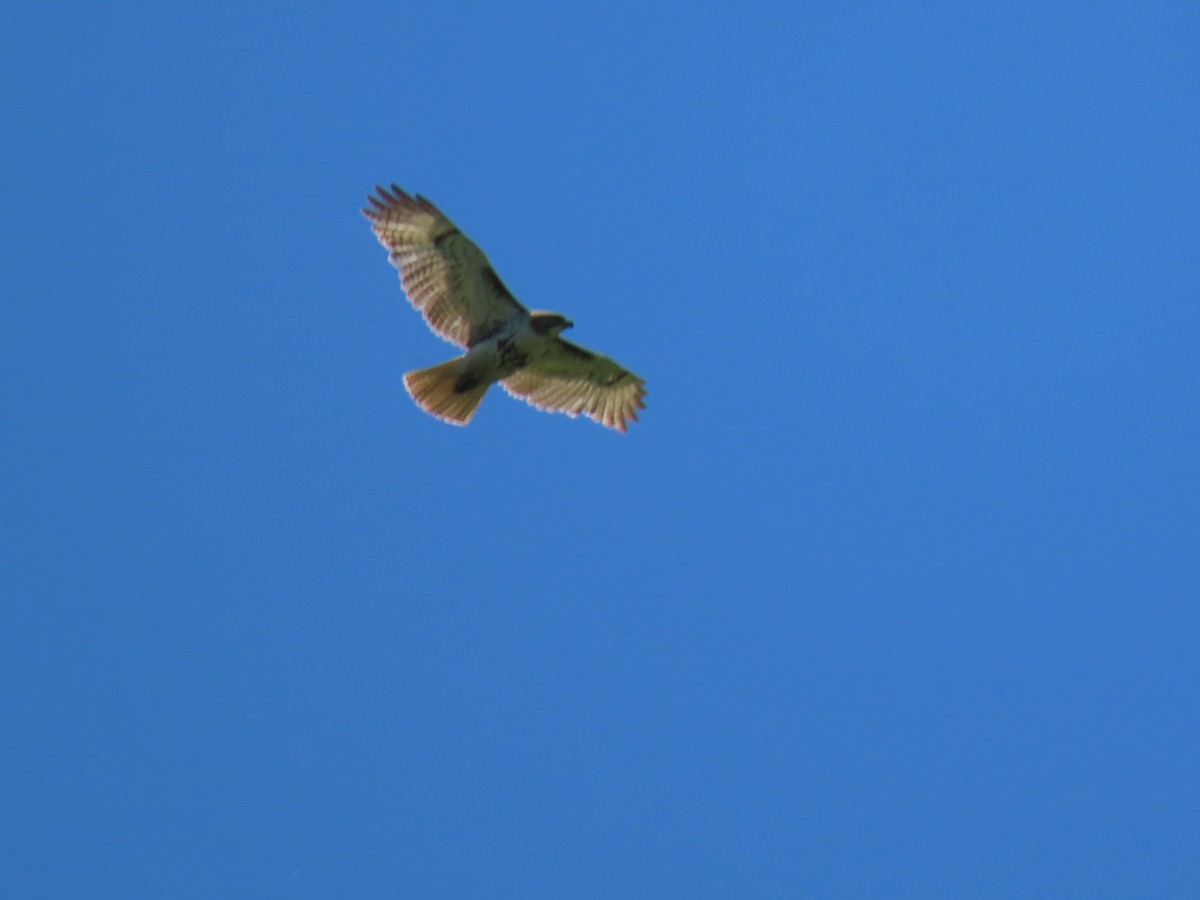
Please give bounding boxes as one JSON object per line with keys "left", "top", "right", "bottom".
{"left": 564, "top": 319, "right": 575, "bottom": 330}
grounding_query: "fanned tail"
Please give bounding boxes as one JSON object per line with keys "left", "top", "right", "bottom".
{"left": 403, "top": 357, "right": 489, "bottom": 426}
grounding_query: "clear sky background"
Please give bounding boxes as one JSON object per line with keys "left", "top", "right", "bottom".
{"left": 2, "top": 2, "right": 1197, "bottom": 897}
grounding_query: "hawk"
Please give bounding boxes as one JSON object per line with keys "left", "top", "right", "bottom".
{"left": 363, "top": 186, "right": 647, "bottom": 432}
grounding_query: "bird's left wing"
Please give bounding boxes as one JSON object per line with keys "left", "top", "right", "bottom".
{"left": 363, "top": 185, "right": 527, "bottom": 348}
{"left": 501, "top": 338, "right": 646, "bottom": 433}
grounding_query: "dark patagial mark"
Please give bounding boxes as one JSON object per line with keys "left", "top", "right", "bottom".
{"left": 433, "top": 228, "right": 461, "bottom": 248}
{"left": 558, "top": 340, "right": 596, "bottom": 360}
{"left": 480, "top": 266, "right": 521, "bottom": 308}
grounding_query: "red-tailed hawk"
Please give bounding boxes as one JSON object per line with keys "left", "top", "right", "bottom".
{"left": 363, "top": 186, "right": 647, "bottom": 432}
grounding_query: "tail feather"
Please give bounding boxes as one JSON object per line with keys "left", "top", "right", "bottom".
{"left": 403, "top": 357, "right": 489, "bottom": 426}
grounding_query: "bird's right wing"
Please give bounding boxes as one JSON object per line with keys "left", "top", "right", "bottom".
{"left": 501, "top": 338, "right": 646, "bottom": 432}
{"left": 363, "top": 185, "right": 528, "bottom": 348}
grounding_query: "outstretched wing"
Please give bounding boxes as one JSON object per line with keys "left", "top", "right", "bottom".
{"left": 501, "top": 338, "right": 647, "bottom": 433}
{"left": 363, "top": 185, "right": 528, "bottom": 348}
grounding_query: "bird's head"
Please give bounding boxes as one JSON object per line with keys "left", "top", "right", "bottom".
{"left": 530, "top": 311, "right": 574, "bottom": 337}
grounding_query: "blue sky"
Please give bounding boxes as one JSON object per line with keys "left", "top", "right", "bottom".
{"left": 2, "top": 1, "right": 1197, "bottom": 896}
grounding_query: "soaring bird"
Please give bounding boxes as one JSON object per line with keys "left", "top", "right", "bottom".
{"left": 363, "top": 186, "right": 646, "bottom": 432}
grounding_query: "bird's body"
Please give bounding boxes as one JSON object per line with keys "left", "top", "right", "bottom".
{"left": 363, "top": 185, "right": 646, "bottom": 432}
